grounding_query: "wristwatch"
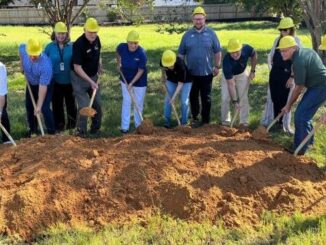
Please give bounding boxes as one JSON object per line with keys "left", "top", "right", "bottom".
{"left": 250, "top": 70, "right": 255, "bottom": 74}
{"left": 232, "top": 99, "right": 239, "bottom": 104}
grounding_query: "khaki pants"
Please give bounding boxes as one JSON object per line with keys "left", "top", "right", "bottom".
{"left": 221, "top": 70, "right": 249, "bottom": 125}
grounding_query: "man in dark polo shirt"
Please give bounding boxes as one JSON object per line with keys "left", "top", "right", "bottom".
{"left": 221, "top": 39, "right": 257, "bottom": 127}
{"left": 279, "top": 36, "right": 326, "bottom": 155}
{"left": 71, "top": 17, "right": 103, "bottom": 137}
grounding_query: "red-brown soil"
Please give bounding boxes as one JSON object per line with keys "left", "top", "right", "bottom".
{"left": 0, "top": 125, "right": 325, "bottom": 240}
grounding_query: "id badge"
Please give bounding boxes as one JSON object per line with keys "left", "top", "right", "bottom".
{"left": 60, "top": 62, "right": 64, "bottom": 71}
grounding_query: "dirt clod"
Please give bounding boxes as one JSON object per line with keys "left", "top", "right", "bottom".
{"left": 252, "top": 126, "right": 269, "bottom": 140}
{"left": 136, "top": 119, "right": 155, "bottom": 135}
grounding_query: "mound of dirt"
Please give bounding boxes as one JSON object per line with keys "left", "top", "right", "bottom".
{"left": 0, "top": 125, "right": 325, "bottom": 240}
{"left": 252, "top": 126, "right": 269, "bottom": 140}
{"left": 136, "top": 119, "right": 155, "bottom": 134}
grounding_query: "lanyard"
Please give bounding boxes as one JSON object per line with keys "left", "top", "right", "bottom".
{"left": 56, "top": 43, "right": 64, "bottom": 63}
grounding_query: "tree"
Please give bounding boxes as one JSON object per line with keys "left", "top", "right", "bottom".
{"left": 299, "top": 0, "right": 326, "bottom": 52}
{"left": 0, "top": 0, "right": 15, "bottom": 8}
{"left": 29, "top": 0, "right": 91, "bottom": 31}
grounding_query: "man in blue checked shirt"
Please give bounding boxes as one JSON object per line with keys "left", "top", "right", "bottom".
{"left": 178, "top": 6, "right": 222, "bottom": 127}
{"left": 19, "top": 38, "right": 55, "bottom": 135}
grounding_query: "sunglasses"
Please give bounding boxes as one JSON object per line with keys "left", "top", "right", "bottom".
{"left": 280, "top": 29, "right": 290, "bottom": 32}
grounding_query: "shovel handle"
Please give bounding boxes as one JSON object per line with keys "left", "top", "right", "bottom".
{"left": 89, "top": 88, "right": 97, "bottom": 107}
{"left": 294, "top": 122, "right": 321, "bottom": 156}
{"left": 26, "top": 82, "right": 44, "bottom": 136}
{"left": 0, "top": 122, "right": 17, "bottom": 146}
{"left": 164, "top": 84, "right": 181, "bottom": 126}
{"left": 119, "top": 71, "right": 144, "bottom": 122}
{"left": 230, "top": 78, "right": 251, "bottom": 128}
{"left": 266, "top": 112, "right": 284, "bottom": 132}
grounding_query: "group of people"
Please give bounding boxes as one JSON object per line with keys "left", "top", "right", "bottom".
{"left": 0, "top": 6, "right": 325, "bottom": 155}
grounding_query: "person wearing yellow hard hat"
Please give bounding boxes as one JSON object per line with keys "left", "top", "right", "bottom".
{"left": 116, "top": 30, "right": 148, "bottom": 133}
{"left": 178, "top": 6, "right": 222, "bottom": 127}
{"left": 71, "top": 17, "right": 103, "bottom": 137}
{"left": 319, "top": 35, "right": 326, "bottom": 51}
{"left": 19, "top": 38, "right": 55, "bottom": 136}
{"left": 44, "top": 21, "right": 76, "bottom": 132}
{"left": 0, "top": 61, "right": 13, "bottom": 144}
{"left": 261, "top": 17, "right": 302, "bottom": 135}
{"left": 220, "top": 39, "right": 257, "bottom": 127}
{"left": 160, "top": 50, "right": 192, "bottom": 128}
{"left": 277, "top": 36, "right": 326, "bottom": 155}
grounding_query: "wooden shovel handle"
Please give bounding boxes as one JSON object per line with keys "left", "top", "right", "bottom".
{"left": 89, "top": 89, "right": 97, "bottom": 107}
{"left": 164, "top": 83, "right": 181, "bottom": 126}
{"left": 26, "top": 82, "right": 44, "bottom": 136}
{"left": 294, "top": 122, "right": 321, "bottom": 156}
{"left": 266, "top": 111, "right": 284, "bottom": 132}
{"left": 0, "top": 122, "right": 17, "bottom": 146}
{"left": 119, "top": 71, "right": 144, "bottom": 122}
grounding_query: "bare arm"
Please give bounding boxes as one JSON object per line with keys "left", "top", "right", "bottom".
{"left": 171, "top": 82, "right": 183, "bottom": 103}
{"left": 116, "top": 52, "right": 121, "bottom": 72}
{"left": 281, "top": 85, "right": 305, "bottom": 113}
{"left": 128, "top": 69, "right": 144, "bottom": 88}
{"left": 226, "top": 78, "right": 238, "bottom": 101}
{"left": 34, "top": 85, "right": 47, "bottom": 115}
{"left": 213, "top": 52, "right": 222, "bottom": 76}
{"left": 0, "top": 95, "right": 5, "bottom": 119}
{"left": 74, "top": 64, "right": 98, "bottom": 90}
{"left": 161, "top": 68, "right": 167, "bottom": 83}
{"left": 249, "top": 52, "right": 257, "bottom": 80}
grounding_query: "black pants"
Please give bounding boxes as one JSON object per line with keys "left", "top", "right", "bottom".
{"left": 269, "top": 69, "right": 290, "bottom": 124}
{"left": 190, "top": 74, "right": 213, "bottom": 123}
{"left": 25, "top": 83, "right": 55, "bottom": 134}
{"left": 1, "top": 95, "right": 10, "bottom": 142}
{"left": 52, "top": 82, "right": 77, "bottom": 130}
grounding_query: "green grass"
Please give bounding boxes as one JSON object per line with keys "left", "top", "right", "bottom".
{"left": 1, "top": 21, "right": 324, "bottom": 165}
{"left": 1, "top": 213, "right": 325, "bottom": 244}
{"left": 0, "top": 22, "right": 325, "bottom": 243}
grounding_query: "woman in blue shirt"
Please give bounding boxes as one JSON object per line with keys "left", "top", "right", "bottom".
{"left": 45, "top": 22, "right": 77, "bottom": 131}
{"left": 116, "top": 30, "right": 148, "bottom": 133}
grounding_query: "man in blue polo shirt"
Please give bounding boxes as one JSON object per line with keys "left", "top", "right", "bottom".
{"left": 178, "top": 6, "right": 221, "bottom": 126}
{"left": 280, "top": 36, "right": 326, "bottom": 155}
{"left": 71, "top": 17, "right": 103, "bottom": 137}
{"left": 221, "top": 39, "right": 257, "bottom": 126}
{"left": 19, "top": 38, "right": 55, "bottom": 135}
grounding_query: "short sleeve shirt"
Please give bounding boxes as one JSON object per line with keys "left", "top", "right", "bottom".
{"left": 117, "top": 43, "right": 147, "bottom": 87}
{"left": 222, "top": 44, "right": 255, "bottom": 80}
{"left": 178, "top": 26, "right": 221, "bottom": 76}
{"left": 160, "top": 57, "right": 191, "bottom": 84}
{"left": 0, "top": 62, "right": 8, "bottom": 96}
{"left": 72, "top": 34, "right": 101, "bottom": 77}
{"left": 292, "top": 48, "right": 326, "bottom": 88}
{"left": 19, "top": 44, "right": 53, "bottom": 86}
{"left": 44, "top": 41, "right": 73, "bottom": 84}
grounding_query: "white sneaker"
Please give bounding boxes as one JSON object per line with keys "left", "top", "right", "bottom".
{"left": 3, "top": 141, "right": 12, "bottom": 145}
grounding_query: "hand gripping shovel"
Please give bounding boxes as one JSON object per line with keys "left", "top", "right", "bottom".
{"left": 0, "top": 122, "right": 17, "bottom": 146}
{"left": 26, "top": 82, "right": 44, "bottom": 136}
{"left": 79, "top": 88, "right": 97, "bottom": 117}
{"left": 230, "top": 78, "right": 251, "bottom": 128}
{"left": 294, "top": 122, "right": 322, "bottom": 156}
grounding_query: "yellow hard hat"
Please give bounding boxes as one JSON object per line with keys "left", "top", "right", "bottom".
{"left": 193, "top": 6, "right": 206, "bottom": 16}
{"left": 277, "top": 36, "right": 297, "bottom": 49}
{"left": 84, "top": 17, "right": 99, "bottom": 32}
{"left": 319, "top": 35, "right": 326, "bottom": 50}
{"left": 277, "top": 17, "right": 295, "bottom": 29}
{"left": 227, "top": 38, "right": 242, "bottom": 53}
{"left": 161, "top": 50, "right": 176, "bottom": 67}
{"left": 54, "top": 21, "right": 67, "bottom": 33}
{"left": 126, "top": 30, "right": 140, "bottom": 42}
{"left": 26, "top": 38, "right": 42, "bottom": 56}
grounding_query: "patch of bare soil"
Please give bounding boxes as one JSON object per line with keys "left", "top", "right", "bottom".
{"left": 0, "top": 125, "right": 325, "bottom": 240}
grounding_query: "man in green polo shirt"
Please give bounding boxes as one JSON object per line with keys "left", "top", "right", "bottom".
{"left": 279, "top": 36, "right": 326, "bottom": 155}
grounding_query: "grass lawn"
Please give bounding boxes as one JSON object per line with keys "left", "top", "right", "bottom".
{"left": 0, "top": 21, "right": 325, "bottom": 243}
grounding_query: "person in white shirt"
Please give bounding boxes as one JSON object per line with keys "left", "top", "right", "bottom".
{"left": 0, "top": 62, "right": 12, "bottom": 144}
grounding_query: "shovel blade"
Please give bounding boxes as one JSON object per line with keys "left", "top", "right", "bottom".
{"left": 80, "top": 107, "right": 97, "bottom": 117}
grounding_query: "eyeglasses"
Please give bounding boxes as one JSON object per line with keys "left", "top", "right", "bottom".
{"left": 280, "top": 29, "right": 290, "bottom": 32}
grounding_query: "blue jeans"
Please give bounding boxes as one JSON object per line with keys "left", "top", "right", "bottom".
{"left": 25, "top": 83, "right": 55, "bottom": 134}
{"left": 164, "top": 80, "right": 192, "bottom": 126}
{"left": 294, "top": 86, "right": 326, "bottom": 154}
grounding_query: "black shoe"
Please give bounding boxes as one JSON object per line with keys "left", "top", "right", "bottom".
{"left": 163, "top": 124, "right": 170, "bottom": 129}
{"left": 90, "top": 128, "right": 99, "bottom": 135}
{"left": 120, "top": 129, "right": 129, "bottom": 134}
{"left": 284, "top": 147, "right": 304, "bottom": 156}
{"left": 75, "top": 129, "right": 86, "bottom": 138}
